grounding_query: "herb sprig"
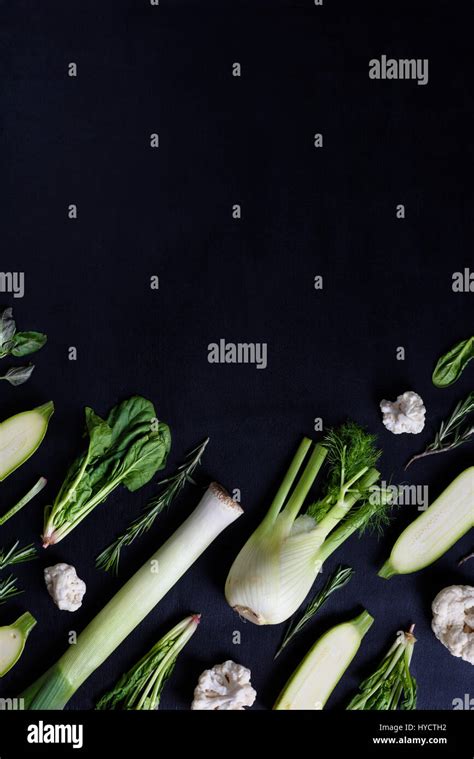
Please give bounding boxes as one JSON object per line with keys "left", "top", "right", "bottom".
{"left": 96, "top": 438, "right": 209, "bottom": 574}
{"left": 275, "top": 565, "right": 354, "bottom": 658}
{"left": 0, "top": 575, "right": 22, "bottom": 605}
{"left": 0, "top": 542, "right": 37, "bottom": 571}
{"left": 0, "top": 308, "right": 47, "bottom": 359}
{"left": 406, "top": 392, "right": 474, "bottom": 469}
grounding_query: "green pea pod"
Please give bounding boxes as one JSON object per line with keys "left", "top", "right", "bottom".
{"left": 432, "top": 337, "right": 474, "bottom": 388}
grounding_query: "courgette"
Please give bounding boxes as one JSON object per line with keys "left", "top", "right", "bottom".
{"left": 273, "top": 610, "right": 374, "bottom": 710}
{"left": 0, "top": 401, "right": 54, "bottom": 481}
{"left": 0, "top": 611, "right": 37, "bottom": 676}
{"left": 379, "top": 467, "right": 473, "bottom": 579}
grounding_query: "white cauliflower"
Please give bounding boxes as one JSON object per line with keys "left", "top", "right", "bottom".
{"left": 431, "top": 585, "right": 474, "bottom": 665}
{"left": 44, "top": 563, "right": 86, "bottom": 612}
{"left": 380, "top": 391, "right": 426, "bottom": 434}
{"left": 191, "top": 660, "right": 257, "bottom": 710}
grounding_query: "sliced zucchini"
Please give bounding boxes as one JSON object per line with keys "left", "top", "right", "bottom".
{"left": 379, "top": 467, "right": 473, "bottom": 579}
{"left": 273, "top": 610, "right": 374, "bottom": 710}
{"left": 0, "top": 401, "right": 54, "bottom": 482}
{"left": 0, "top": 611, "right": 37, "bottom": 676}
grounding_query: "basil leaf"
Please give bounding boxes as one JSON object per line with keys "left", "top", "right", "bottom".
{"left": 11, "top": 331, "right": 47, "bottom": 357}
{"left": 0, "top": 308, "right": 16, "bottom": 354}
{"left": 432, "top": 337, "right": 474, "bottom": 388}
{"left": 0, "top": 364, "right": 35, "bottom": 386}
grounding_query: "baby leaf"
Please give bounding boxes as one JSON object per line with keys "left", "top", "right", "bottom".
{"left": 0, "top": 365, "right": 35, "bottom": 386}
{"left": 11, "top": 331, "right": 47, "bottom": 357}
{"left": 0, "top": 308, "right": 16, "bottom": 356}
{"left": 432, "top": 337, "right": 474, "bottom": 388}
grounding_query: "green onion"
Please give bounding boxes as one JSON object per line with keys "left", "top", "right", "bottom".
{"left": 96, "top": 615, "right": 200, "bottom": 710}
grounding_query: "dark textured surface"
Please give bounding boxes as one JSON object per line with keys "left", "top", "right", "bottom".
{"left": 0, "top": 1, "right": 473, "bottom": 712}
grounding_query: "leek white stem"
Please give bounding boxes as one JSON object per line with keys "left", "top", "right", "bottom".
{"left": 22, "top": 483, "right": 242, "bottom": 710}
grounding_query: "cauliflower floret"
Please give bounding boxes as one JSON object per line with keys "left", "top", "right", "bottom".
{"left": 44, "top": 563, "right": 86, "bottom": 612}
{"left": 380, "top": 391, "right": 426, "bottom": 434}
{"left": 432, "top": 585, "right": 474, "bottom": 665}
{"left": 191, "top": 660, "right": 256, "bottom": 710}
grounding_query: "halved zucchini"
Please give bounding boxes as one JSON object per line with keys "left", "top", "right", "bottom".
{"left": 273, "top": 610, "right": 374, "bottom": 710}
{"left": 0, "top": 401, "right": 54, "bottom": 481}
{"left": 379, "top": 467, "right": 473, "bottom": 579}
{"left": 0, "top": 611, "right": 37, "bottom": 676}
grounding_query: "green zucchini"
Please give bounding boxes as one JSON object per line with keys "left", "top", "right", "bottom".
{"left": 379, "top": 467, "right": 473, "bottom": 579}
{"left": 273, "top": 610, "right": 374, "bottom": 710}
{"left": 0, "top": 401, "right": 54, "bottom": 481}
{"left": 0, "top": 612, "right": 37, "bottom": 676}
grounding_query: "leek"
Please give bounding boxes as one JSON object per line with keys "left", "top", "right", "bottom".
{"left": 226, "top": 423, "right": 387, "bottom": 625}
{"left": 22, "top": 483, "right": 242, "bottom": 710}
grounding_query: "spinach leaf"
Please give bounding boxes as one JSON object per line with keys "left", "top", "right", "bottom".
{"left": 11, "top": 331, "right": 47, "bottom": 357}
{"left": 432, "top": 337, "right": 474, "bottom": 388}
{"left": 42, "top": 396, "right": 172, "bottom": 546}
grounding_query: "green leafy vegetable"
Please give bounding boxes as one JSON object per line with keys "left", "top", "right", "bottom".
{"left": 0, "top": 541, "right": 37, "bottom": 571}
{"left": 97, "top": 437, "right": 208, "bottom": 574}
{"left": 0, "top": 477, "right": 48, "bottom": 526}
{"left": 96, "top": 615, "right": 200, "bottom": 710}
{"left": 0, "top": 364, "right": 35, "bottom": 386}
{"left": 406, "top": 392, "right": 474, "bottom": 469}
{"left": 42, "top": 396, "right": 171, "bottom": 546}
{"left": 0, "top": 308, "right": 47, "bottom": 359}
{"left": 0, "top": 575, "right": 22, "bottom": 605}
{"left": 226, "top": 422, "right": 389, "bottom": 625}
{"left": 347, "top": 626, "right": 417, "bottom": 710}
{"left": 275, "top": 565, "right": 354, "bottom": 658}
{"left": 433, "top": 337, "right": 474, "bottom": 388}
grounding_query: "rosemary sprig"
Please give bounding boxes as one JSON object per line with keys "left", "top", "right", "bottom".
{"left": 274, "top": 565, "right": 354, "bottom": 658}
{"left": 0, "top": 541, "right": 37, "bottom": 571}
{"left": 405, "top": 392, "right": 474, "bottom": 469}
{"left": 458, "top": 550, "right": 474, "bottom": 566}
{"left": 0, "top": 575, "right": 23, "bottom": 605}
{"left": 96, "top": 438, "right": 209, "bottom": 574}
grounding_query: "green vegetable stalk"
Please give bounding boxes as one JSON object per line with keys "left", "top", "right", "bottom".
{"left": 347, "top": 626, "right": 417, "bottom": 710}
{"left": 42, "top": 396, "right": 171, "bottom": 546}
{"left": 96, "top": 615, "right": 200, "bottom": 710}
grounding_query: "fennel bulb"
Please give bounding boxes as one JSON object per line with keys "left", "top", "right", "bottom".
{"left": 226, "top": 423, "right": 387, "bottom": 625}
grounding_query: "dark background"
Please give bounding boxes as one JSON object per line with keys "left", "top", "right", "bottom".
{"left": 0, "top": 0, "right": 473, "bottom": 713}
